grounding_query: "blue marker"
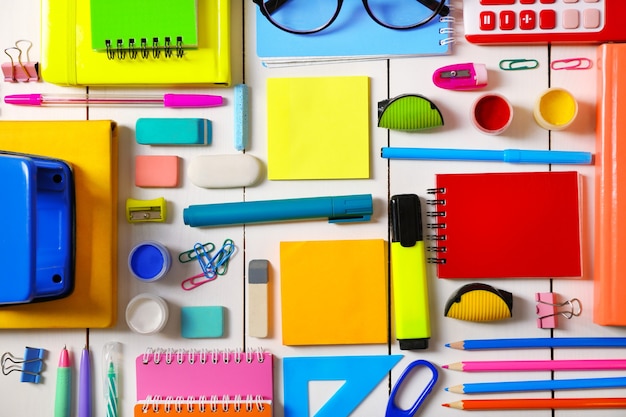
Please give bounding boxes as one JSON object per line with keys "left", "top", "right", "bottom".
{"left": 183, "top": 194, "right": 373, "bottom": 227}
{"left": 381, "top": 147, "right": 592, "bottom": 165}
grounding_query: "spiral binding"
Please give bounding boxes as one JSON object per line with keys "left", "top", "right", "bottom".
{"left": 139, "top": 394, "right": 269, "bottom": 414}
{"left": 425, "top": 187, "right": 447, "bottom": 264}
{"left": 105, "top": 36, "right": 186, "bottom": 60}
{"left": 438, "top": 11, "right": 456, "bottom": 47}
{"left": 141, "top": 347, "right": 267, "bottom": 366}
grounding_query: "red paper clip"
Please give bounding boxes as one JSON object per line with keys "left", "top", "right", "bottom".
{"left": 551, "top": 57, "right": 593, "bottom": 71}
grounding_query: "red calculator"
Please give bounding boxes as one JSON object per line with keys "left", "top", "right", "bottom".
{"left": 464, "top": 0, "right": 626, "bottom": 44}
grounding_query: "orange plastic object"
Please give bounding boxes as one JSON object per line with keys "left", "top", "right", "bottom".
{"left": 595, "top": 43, "right": 626, "bottom": 325}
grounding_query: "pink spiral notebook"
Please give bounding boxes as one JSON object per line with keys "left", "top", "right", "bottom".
{"left": 135, "top": 348, "right": 273, "bottom": 401}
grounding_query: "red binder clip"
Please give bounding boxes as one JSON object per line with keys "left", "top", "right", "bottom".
{"left": 432, "top": 63, "right": 488, "bottom": 90}
{"left": 535, "top": 292, "right": 582, "bottom": 328}
{"left": 2, "top": 40, "right": 39, "bottom": 82}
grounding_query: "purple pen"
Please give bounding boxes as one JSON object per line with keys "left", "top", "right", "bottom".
{"left": 4, "top": 93, "right": 224, "bottom": 108}
{"left": 78, "top": 346, "right": 92, "bottom": 417}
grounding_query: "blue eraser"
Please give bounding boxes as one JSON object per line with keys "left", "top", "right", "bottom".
{"left": 136, "top": 118, "right": 212, "bottom": 145}
{"left": 181, "top": 306, "right": 224, "bottom": 338}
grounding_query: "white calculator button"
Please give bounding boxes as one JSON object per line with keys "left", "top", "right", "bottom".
{"left": 583, "top": 9, "right": 601, "bottom": 28}
{"left": 584, "top": 0, "right": 599, "bottom": 3}
{"left": 563, "top": 9, "right": 580, "bottom": 29}
{"left": 564, "top": 0, "right": 579, "bottom": 3}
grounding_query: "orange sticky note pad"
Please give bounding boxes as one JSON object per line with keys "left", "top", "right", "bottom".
{"left": 135, "top": 155, "right": 179, "bottom": 187}
{"left": 280, "top": 239, "right": 388, "bottom": 346}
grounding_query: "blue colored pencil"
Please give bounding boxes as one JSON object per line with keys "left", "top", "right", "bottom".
{"left": 446, "top": 376, "right": 626, "bottom": 394}
{"left": 446, "top": 337, "right": 626, "bottom": 350}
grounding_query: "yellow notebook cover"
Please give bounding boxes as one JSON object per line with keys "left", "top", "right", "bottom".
{"left": 0, "top": 120, "right": 118, "bottom": 328}
{"left": 41, "top": 0, "right": 230, "bottom": 86}
{"left": 280, "top": 239, "right": 388, "bottom": 345}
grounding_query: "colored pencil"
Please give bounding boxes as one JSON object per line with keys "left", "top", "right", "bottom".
{"left": 446, "top": 337, "right": 626, "bottom": 350}
{"left": 443, "top": 359, "right": 626, "bottom": 372}
{"left": 443, "top": 397, "right": 626, "bottom": 410}
{"left": 446, "top": 376, "right": 626, "bottom": 394}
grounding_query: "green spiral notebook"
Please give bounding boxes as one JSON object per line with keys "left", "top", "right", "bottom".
{"left": 90, "top": 0, "right": 199, "bottom": 52}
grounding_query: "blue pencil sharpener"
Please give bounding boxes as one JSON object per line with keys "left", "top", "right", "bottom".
{"left": 0, "top": 152, "right": 75, "bottom": 304}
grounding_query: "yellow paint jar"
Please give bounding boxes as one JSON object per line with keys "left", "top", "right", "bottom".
{"left": 534, "top": 87, "right": 578, "bottom": 130}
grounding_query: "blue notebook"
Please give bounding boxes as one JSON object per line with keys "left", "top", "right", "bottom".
{"left": 256, "top": 2, "right": 454, "bottom": 67}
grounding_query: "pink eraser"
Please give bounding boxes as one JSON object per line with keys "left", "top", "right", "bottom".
{"left": 135, "top": 155, "right": 179, "bottom": 188}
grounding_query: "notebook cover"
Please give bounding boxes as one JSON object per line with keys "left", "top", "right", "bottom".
{"left": 41, "top": 0, "right": 230, "bottom": 86}
{"left": 134, "top": 399, "right": 272, "bottom": 416}
{"left": 256, "top": 1, "right": 453, "bottom": 66}
{"left": 280, "top": 239, "right": 388, "bottom": 345}
{"left": 429, "top": 171, "right": 582, "bottom": 279}
{"left": 90, "top": 0, "right": 198, "bottom": 51}
{"left": 136, "top": 349, "right": 273, "bottom": 401}
{"left": 0, "top": 120, "right": 118, "bottom": 328}
{"left": 594, "top": 43, "right": 626, "bottom": 325}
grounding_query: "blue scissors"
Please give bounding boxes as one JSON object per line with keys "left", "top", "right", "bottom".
{"left": 385, "top": 359, "right": 438, "bottom": 417}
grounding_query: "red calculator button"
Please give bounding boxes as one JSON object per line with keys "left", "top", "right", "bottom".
{"left": 480, "top": 0, "right": 515, "bottom": 4}
{"left": 480, "top": 11, "right": 497, "bottom": 30}
{"left": 520, "top": 0, "right": 536, "bottom": 3}
{"left": 499, "top": 10, "right": 516, "bottom": 30}
{"left": 540, "top": 0, "right": 556, "bottom": 4}
{"left": 519, "top": 10, "right": 536, "bottom": 30}
{"left": 539, "top": 9, "right": 556, "bottom": 29}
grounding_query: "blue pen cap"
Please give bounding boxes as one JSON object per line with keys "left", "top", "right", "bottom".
{"left": 329, "top": 194, "right": 373, "bottom": 223}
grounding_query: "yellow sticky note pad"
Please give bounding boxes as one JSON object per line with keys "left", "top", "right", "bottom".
{"left": 280, "top": 239, "right": 387, "bottom": 345}
{"left": 267, "top": 76, "right": 370, "bottom": 180}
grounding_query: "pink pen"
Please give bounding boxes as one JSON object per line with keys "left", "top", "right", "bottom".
{"left": 4, "top": 93, "right": 224, "bottom": 108}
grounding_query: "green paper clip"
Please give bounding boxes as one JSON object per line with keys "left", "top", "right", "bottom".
{"left": 499, "top": 58, "right": 539, "bottom": 71}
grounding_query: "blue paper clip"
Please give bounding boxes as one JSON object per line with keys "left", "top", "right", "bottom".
{"left": 181, "top": 239, "right": 237, "bottom": 290}
{"left": 1, "top": 347, "right": 45, "bottom": 383}
{"left": 386, "top": 360, "right": 438, "bottom": 417}
{"left": 178, "top": 242, "right": 216, "bottom": 263}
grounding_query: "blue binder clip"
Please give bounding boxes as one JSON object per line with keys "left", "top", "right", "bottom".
{"left": 0, "top": 152, "right": 75, "bottom": 304}
{"left": 1, "top": 347, "right": 46, "bottom": 383}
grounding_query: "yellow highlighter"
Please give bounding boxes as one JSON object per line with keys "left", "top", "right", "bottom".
{"left": 390, "top": 194, "right": 431, "bottom": 350}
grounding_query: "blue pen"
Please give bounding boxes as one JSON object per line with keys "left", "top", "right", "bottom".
{"left": 183, "top": 194, "right": 373, "bottom": 227}
{"left": 381, "top": 147, "right": 592, "bottom": 165}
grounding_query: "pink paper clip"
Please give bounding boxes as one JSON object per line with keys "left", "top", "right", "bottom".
{"left": 535, "top": 292, "right": 582, "bottom": 328}
{"left": 433, "top": 63, "right": 488, "bottom": 90}
{"left": 2, "top": 41, "right": 39, "bottom": 82}
{"left": 551, "top": 57, "right": 593, "bottom": 71}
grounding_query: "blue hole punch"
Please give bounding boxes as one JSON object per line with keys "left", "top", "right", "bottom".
{"left": 386, "top": 359, "right": 438, "bottom": 417}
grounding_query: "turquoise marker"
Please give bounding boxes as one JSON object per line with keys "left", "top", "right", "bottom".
{"left": 390, "top": 194, "right": 431, "bottom": 350}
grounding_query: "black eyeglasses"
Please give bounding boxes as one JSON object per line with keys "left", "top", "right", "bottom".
{"left": 253, "top": 0, "right": 450, "bottom": 35}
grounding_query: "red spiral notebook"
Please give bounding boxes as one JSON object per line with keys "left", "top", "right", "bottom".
{"left": 427, "top": 171, "right": 582, "bottom": 279}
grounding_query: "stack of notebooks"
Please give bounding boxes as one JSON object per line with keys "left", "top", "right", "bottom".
{"left": 255, "top": 1, "right": 454, "bottom": 67}
{"left": 41, "top": 0, "right": 230, "bottom": 86}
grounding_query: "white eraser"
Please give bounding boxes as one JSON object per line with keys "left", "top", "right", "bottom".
{"left": 188, "top": 154, "right": 264, "bottom": 188}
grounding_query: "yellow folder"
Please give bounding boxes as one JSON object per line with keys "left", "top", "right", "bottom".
{"left": 40, "top": 0, "right": 230, "bottom": 86}
{"left": 0, "top": 120, "right": 118, "bottom": 328}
